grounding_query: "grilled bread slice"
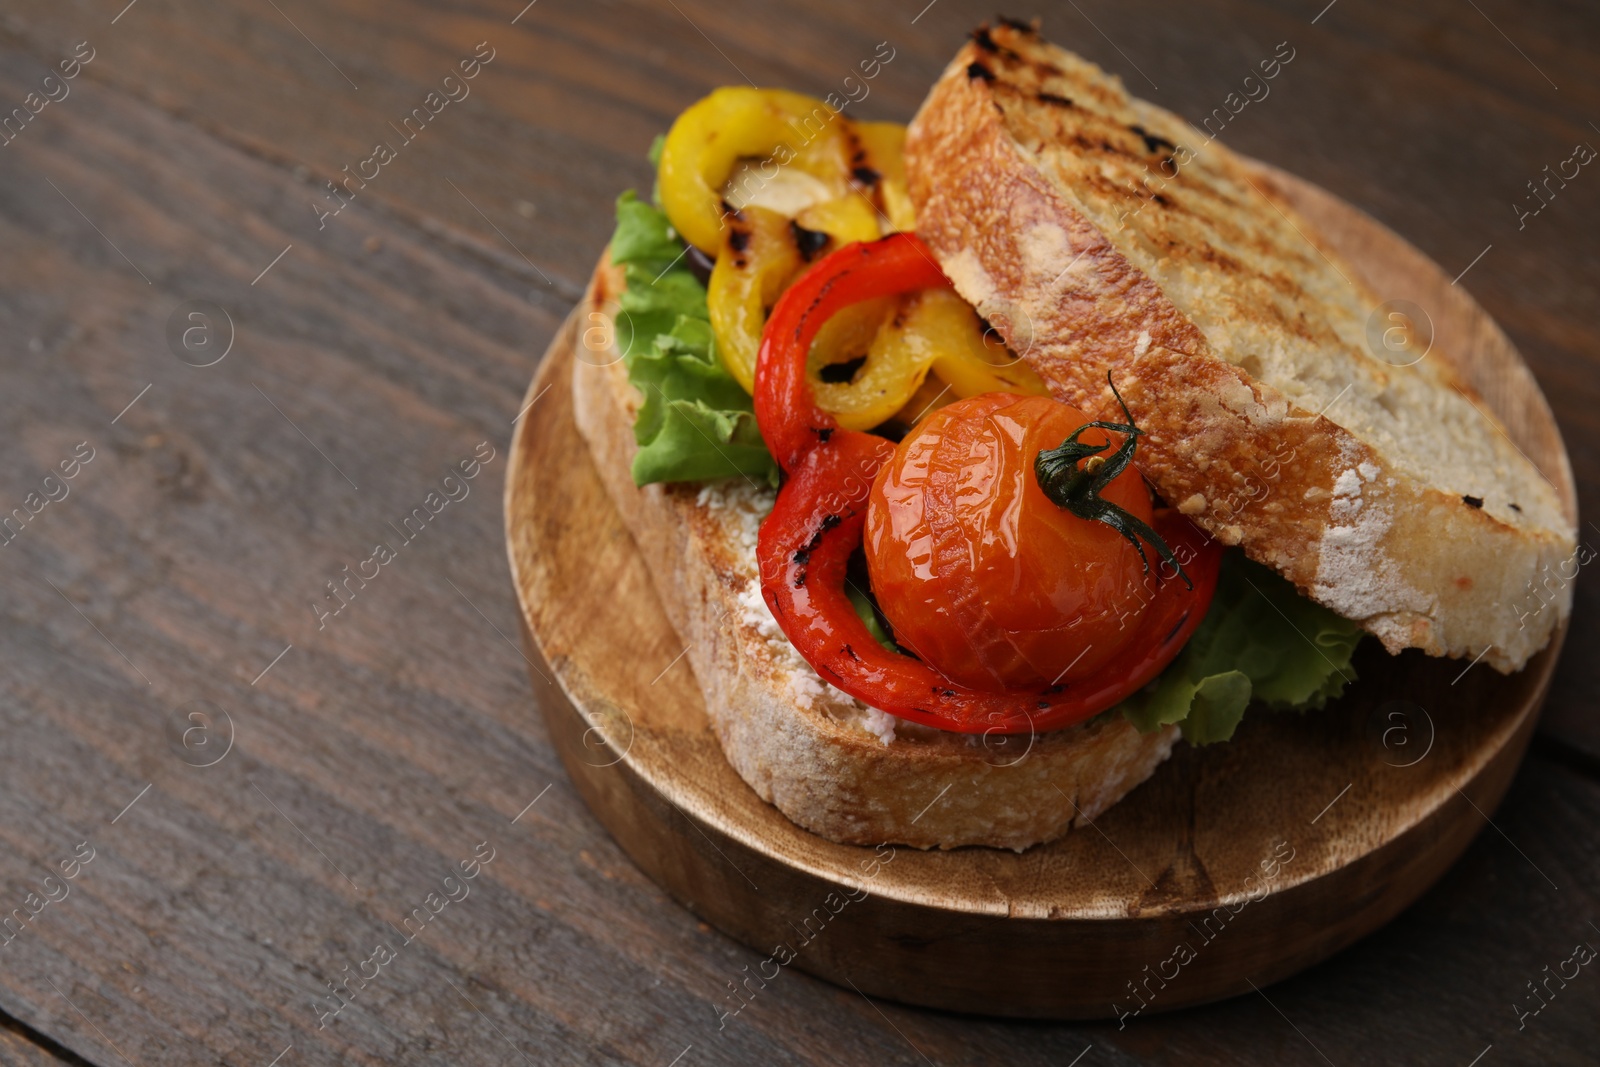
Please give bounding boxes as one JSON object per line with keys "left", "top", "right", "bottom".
{"left": 905, "top": 21, "right": 1575, "bottom": 672}
{"left": 573, "top": 259, "right": 1178, "bottom": 850}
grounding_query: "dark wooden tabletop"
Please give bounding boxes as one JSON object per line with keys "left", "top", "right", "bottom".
{"left": 1, "top": 0, "right": 1596, "bottom": 1064}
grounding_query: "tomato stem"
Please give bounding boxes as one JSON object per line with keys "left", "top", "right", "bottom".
{"left": 1034, "top": 374, "right": 1194, "bottom": 589}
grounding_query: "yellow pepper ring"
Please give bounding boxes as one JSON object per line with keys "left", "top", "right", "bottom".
{"left": 658, "top": 87, "right": 858, "bottom": 255}
{"left": 809, "top": 291, "right": 942, "bottom": 431}
{"left": 852, "top": 121, "right": 917, "bottom": 233}
{"left": 804, "top": 290, "right": 1047, "bottom": 431}
{"left": 706, "top": 205, "right": 804, "bottom": 394}
{"left": 793, "top": 196, "right": 881, "bottom": 246}
{"left": 916, "top": 289, "right": 1051, "bottom": 398}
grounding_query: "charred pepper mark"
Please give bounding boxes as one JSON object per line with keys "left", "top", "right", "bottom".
{"left": 791, "top": 220, "right": 830, "bottom": 261}
{"left": 719, "top": 200, "right": 752, "bottom": 267}
{"left": 843, "top": 644, "right": 860, "bottom": 661}
{"left": 819, "top": 355, "right": 867, "bottom": 383}
{"left": 851, "top": 165, "right": 881, "bottom": 187}
{"left": 792, "top": 513, "right": 843, "bottom": 567}
{"left": 807, "top": 514, "right": 843, "bottom": 545}
{"left": 812, "top": 426, "right": 834, "bottom": 443}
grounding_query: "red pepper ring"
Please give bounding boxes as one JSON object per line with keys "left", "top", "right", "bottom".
{"left": 753, "top": 233, "right": 951, "bottom": 472}
{"left": 752, "top": 234, "right": 1221, "bottom": 734}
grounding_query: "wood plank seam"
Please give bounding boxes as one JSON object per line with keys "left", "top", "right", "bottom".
{"left": 0, "top": 1009, "right": 100, "bottom": 1067}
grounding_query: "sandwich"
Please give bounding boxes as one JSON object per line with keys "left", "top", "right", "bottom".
{"left": 569, "top": 19, "right": 1575, "bottom": 850}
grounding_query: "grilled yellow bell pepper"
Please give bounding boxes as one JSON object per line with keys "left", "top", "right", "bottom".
{"left": 659, "top": 88, "right": 914, "bottom": 253}
{"left": 810, "top": 291, "right": 939, "bottom": 430}
{"left": 793, "top": 196, "right": 882, "bottom": 245}
{"left": 659, "top": 87, "right": 860, "bottom": 254}
{"left": 853, "top": 121, "right": 917, "bottom": 233}
{"left": 670, "top": 87, "right": 1039, "bottom": 429}
{"left": 809, "top": 290, "right": 1045, "bottom": 431}
{"left": 705, "top": 205, "right": 804, "bottom": 393}
{"left": 917, "top": 290, "right": 1051, "bottom": 398}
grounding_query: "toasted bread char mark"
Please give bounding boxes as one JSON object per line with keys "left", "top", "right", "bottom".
{"left": 905, "top": 23, "right": 1574, "bottom": 672}
{"left": 575, "top": 259, "right": 1180, "bottom": 850}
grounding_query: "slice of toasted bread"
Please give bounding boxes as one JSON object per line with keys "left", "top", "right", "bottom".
{"left": 573, "top": 260, "right": 1177, "bottom": 850}
{"left": 905, "top": 22, "right": 1575, "bottom": 672}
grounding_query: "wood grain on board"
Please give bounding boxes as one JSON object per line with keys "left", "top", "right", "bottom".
{"left": 0, "top": 0, "right": 1595, "bottom": 1064}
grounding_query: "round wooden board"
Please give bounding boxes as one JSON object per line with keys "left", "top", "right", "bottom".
{"left": 502, "top": 162, "right": 1575, "bottom": 1020}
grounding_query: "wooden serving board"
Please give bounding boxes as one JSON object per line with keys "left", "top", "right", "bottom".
{"left": 502, "top": 164, "right": 1575, "bottom": 1019}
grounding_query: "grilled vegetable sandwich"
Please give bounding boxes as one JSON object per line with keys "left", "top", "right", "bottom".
{"left": 568, "top": 20, "right": 1575, "bottom": 850}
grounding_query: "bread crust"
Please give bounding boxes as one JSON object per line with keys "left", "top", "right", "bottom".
{"left": 573, "top": 260, "right": 1178, "bottom": 850}
{"left": 904, "top": 24, "right": 1575, "bottom": 672}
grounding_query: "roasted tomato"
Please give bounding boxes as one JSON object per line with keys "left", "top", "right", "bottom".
{"left": 867, "top": 393, "right": 1169, "bottom": 689}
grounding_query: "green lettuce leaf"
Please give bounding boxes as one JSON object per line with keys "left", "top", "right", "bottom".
{"left": 1119, "top": 552, "right": 1365, "bottom": 744}
{"left": 609, "top": 191, "right": 778, "bottom": 487}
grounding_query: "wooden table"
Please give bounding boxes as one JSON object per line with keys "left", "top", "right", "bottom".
{"left": 0, "top": 1, "right": 1595, "bottom": 1064}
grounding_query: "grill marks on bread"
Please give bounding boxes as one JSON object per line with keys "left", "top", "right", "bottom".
{"left": 970, "top": 39, "right": 1338, "bottom": 351}
{"left": 904, "top": 22, "right": 1574, "bottom": 670}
